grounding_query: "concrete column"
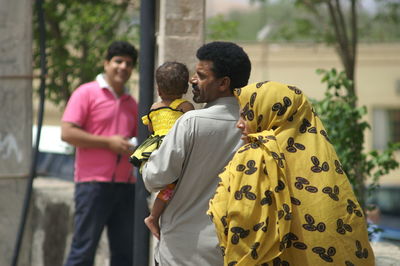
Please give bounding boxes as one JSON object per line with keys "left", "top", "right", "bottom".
{"left": 0, "top": 0, "right": 32, "bottom": 177}
{"left": 157, "top": 0, "right": 205, "bottom": 106}
{"left": 0, "top": 0, "right": 32, "bottom": 265}
{"left": 25, "top": 178, "right": 110, "bottom": 266}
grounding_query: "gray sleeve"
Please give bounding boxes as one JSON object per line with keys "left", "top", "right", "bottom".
{"left": 142, "top": 117, "right": 192, "bottom": 192}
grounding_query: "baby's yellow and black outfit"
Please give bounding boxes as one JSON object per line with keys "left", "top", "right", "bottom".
{"left": 208, "top": 81, "right": 375, "bottom": 265}
{"left": 130, "top": 98, "right": 187, "bottom": 202}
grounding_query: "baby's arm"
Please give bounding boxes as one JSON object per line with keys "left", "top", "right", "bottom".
{"left": 177, "top": 101, "right": 195, "bottom": 113}
{"left": 147, "top": 122, "right": 153, "bottom": 133}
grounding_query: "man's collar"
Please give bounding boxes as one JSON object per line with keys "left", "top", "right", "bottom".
{"left": 205, "top": 96, "right": 237, "bottom": 108}
{"left": 96, "top": 74, "right": 129, "bottom": 98}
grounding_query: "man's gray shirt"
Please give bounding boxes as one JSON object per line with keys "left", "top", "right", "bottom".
{"left": 142, "top": 96, "right": 242, "bottom": 266}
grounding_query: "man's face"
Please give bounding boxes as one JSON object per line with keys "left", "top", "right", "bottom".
{"left": 104, "top": 55, "right": 134, "bottom": 91}
{"left": 190, "top": 60, "right": 223, "bottom": 104}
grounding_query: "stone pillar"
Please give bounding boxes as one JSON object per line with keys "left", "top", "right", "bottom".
{"left": 26, "top": 178, "right": 110, "bottom": 266}
{"left": 0, "top": 0, "right": 32, "bottom": 265}
{"left": 157, "top": 0, "right": 205, "bottom": 106}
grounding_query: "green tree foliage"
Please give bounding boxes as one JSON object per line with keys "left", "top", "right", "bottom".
{"left": 33, "top": 0, "right": 139, "bottom": 106}
{"left": 242, "top": 1, "right": 399, "bottom": 91}
{"left": 206, "top": 14, "right": 239, "bottom": 40}
{"left": 366, "top": 0, "right": 400, "bottom": 41}
{"left": 311, "top": 69, "right": 400, "bottom": 208}
{"left": 249, "top": 0, "right": 359, "bottom": 94}
{"left": 208, "top": 1, "right": 400, "bottom": 43}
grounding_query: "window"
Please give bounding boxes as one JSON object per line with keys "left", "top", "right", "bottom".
{"left": 373, "top": 108, "right": 400, "bottom": 150}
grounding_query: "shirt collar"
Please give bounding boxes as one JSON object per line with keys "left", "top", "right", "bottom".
{"left": 96, "top": 73, "right": 129, "bottom": 98}
{"left": 205, "top": 96, "right": 238, "bottom": 108}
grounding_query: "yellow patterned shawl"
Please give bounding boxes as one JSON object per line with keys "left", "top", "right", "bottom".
{"left": 208, "top": 81, "right": 375, "bottom": 266}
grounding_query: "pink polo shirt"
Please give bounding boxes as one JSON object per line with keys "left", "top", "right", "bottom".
{"left": 62, "top": 75, "right": 138, "bottom": 183}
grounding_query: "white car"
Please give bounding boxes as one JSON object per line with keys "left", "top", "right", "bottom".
{"left": 32, "top": 125, "right": 74, "bottom": 180}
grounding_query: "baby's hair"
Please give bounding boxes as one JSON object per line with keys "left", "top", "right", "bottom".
{"left": 156, "top": 61, "right": 189, "bottom": 96}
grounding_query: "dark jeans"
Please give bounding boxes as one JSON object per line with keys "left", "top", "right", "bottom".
{"left": 65, "top": 182, "right": 135, "bottom": 266}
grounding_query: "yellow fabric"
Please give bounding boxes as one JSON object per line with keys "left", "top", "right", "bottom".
{"left": 208, "top": 81, "right": 375, "bottom": 266}
{"left": 147, "top": 98, "right": 186, "bottom": 136}
{"left": 142, "top": 98, "right": 187, "bottom": 129}
{"left": 130, "top": 99, "right": 187, "bottom": 166}
{"left": 140, "top": 98, "right": 186, "bottom": 128}
{"left": 142, "top": 114, "right": 150, "bottom": 126}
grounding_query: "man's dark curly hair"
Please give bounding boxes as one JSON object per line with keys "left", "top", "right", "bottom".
{"left": 156, "top": 62, "right": 189, "bottom": 95}
{"left": 106, "top": 41, "right": 138, "bottom": 67}
{"left": 196, "top": 41, "right": 251, "bottom": 92}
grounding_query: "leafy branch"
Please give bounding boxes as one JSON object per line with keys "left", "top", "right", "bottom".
{"left": 33, "top": 0, "right": 139, "bottom": 107}
{"left": 311, "top": 68, "right": 400, "bottom": 208}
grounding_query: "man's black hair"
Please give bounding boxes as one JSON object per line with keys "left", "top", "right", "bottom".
{"left": 106, "top": 41, "right": 138, "bottom": 66}
{"left": 196, "top": 41, "right": 251, "bottom": 92}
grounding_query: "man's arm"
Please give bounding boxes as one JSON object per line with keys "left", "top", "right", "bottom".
{"left": 142, "top": 117, "right": 192, "bottom": 192}
{"left": 61, "top": 121, "right": 133, "bottom": 155}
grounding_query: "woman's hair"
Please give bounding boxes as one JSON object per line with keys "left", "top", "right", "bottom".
{"left": 106, "top": 41, "right": 138, "bottom": 66}
{"left": 196, "top": 41, "right": 251, "bottom": 92}
{"left": 156, "top": 61, "right": 189, "bottom": 96}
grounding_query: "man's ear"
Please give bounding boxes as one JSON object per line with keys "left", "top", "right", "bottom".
{"left": 103, "top": 60, "right": 109, "bottom": 69}
{"left": 218, "top": 77, "right": 231, "bottom": 94}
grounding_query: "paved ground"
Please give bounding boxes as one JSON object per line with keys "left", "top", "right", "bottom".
{"left": 373, "top": 213, "right": 400, "bottom": 265}
{"left": 372, "top": 240, "right": 400, "bottom": 266}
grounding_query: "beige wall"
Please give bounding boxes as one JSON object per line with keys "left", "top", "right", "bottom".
{"left": 243, "top": 42, "right": 400, "bottom": 105}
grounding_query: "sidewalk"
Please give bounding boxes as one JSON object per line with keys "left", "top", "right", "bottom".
{"left": 372, "top": 240, "right": 400, "bottom": 266}
{"left": 371, "top": 212, "right": 400, "bottom": 265}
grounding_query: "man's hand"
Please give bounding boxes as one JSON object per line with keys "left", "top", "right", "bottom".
{"left": 108, "top": 135, "right": 134, "bottom": 155}
{"left": 61, "top": 122, "right": 135, "bottom": 154}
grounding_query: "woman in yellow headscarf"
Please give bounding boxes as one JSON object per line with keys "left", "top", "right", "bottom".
{"left": 208, "top": 81, "right": 375, "bottom": 266}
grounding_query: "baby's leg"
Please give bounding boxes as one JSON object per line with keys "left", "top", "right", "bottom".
{"left": 144, "top": 184, "right": 175, "bottom": 239}
{"left": 144, "top": 197, "right": 166, "bottom": 240}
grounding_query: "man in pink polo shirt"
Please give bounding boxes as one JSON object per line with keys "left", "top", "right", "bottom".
{"left": 61, "top": 41, "right": 138, "bottom": 266}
